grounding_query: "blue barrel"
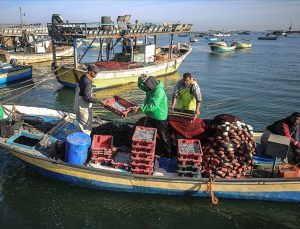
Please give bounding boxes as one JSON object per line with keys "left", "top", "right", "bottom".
{"left": 66, "top": 132, "right": 91, "bottom": 165}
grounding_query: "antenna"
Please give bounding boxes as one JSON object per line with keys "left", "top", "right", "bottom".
{"left": 19, "top": 6, "right": 25, "bottom": 25}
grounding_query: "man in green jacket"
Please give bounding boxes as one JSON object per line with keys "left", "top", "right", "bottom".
{"left": 132, "top": 75, "right": 172, "bottom": 156}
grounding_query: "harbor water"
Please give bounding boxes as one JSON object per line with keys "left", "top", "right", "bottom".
{"left": 0, "top": 32, "right": 300, "bottom": 228}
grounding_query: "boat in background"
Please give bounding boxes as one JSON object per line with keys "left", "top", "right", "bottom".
{"left": 205, "top": 36, "right": 217, "bottom": 42}
{"left": 48, "top": 14, "right": 193, "bottom": 89}
{"left": 189, "top": 33, "right": 198, "bottom": 42}
{"left": 0, "top": 61, "right": 32, "bottom": 84}
{"left": 0, "top": 24, "right": 74, "bottom": 64}
{"left": 231, "top": 40, "right": 252, "bottom": 49}
{"left": 258, "top": 35, "right": 278, "bottom": 40}
{"left": 208, "top": 41, "right": 236, "bottom": 53}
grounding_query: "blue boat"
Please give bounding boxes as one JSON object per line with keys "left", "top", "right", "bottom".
{"left": 0, "top": 105, "right": 299, "bottom": 203}
{"left": 0, "top": 62, "right": 32, "bottom": 84}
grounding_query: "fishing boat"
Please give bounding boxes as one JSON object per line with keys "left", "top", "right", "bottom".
{"left": 48, "top": 14, "right": 193, "bottom": 89}
{"left": 189, "top": 33, "right": 198, "bottom": 42}
{"left": 258, "top": 35, "right": 278, "bottom": 40}
{"left": 205, "top": 36, "right": 217, "bottom": 42}
{"left": 231, "top": 40, "right": 252, "bottom": 49}
{"left": 0, "top": 62, "right": 32, "bottom": 84}
{"left": 0, "top": 24, "right": 75, "bottom": 64}
{"left": 0, "top": 104, "right": 299, "bottom": 203}
{"left": 208, "top": 41, "right": 236, "bottom": 53}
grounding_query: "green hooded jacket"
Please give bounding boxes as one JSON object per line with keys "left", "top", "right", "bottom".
{"left": 138, "top": 77, "right": 168, "bottom": 120}
{"left": 0, "top": 105, "right": 4, "bottom": 120}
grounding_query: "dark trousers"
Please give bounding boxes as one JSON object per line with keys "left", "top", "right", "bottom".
{"left": 144, "top": 117, "right": 172, "bottom": 157}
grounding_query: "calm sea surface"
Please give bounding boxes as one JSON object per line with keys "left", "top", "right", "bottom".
{"left": 0, "top": 32, "right": 300, "bottom": 228}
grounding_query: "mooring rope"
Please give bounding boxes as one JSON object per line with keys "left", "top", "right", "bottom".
{"left": 0, "top": 67, "right": 73, "bottom": 103}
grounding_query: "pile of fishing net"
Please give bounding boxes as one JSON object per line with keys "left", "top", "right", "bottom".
{"left": 201, "top": 114, "right": 256, "bottom": 179}
{"left": 92, "top": 120, "right": 133, "bottom": 147}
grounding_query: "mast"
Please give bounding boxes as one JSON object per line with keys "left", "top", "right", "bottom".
{"left": 19, "top": 6, "right": 25, "bottom": 25}
{"left": 289, "top": 20, "right": 292, "bottom": 31}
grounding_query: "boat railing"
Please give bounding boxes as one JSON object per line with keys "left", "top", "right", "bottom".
{"left": 47, "top": 19, "right": 193, "bottom": 45}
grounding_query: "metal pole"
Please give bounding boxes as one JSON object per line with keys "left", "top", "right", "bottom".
{"left": 154, "top": 35, "right": 157, "bottom": 56}
{"left": 51, "top": 38, "right": 57, "bottom": 66}
{"left": 130, "top": 38, "right": 134, "bottom": 62}
{"left": 73, "top": 38, "right": 78, "bottom": 69}
{"left": 169, "top": 34, "right": 173, "bottom": 60}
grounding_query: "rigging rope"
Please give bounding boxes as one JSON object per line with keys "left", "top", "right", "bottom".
{"left": 0, "top": 66, "right": 72, "bottom": 104}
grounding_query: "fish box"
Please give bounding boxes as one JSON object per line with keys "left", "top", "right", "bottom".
{"left": 91, "top": 135, "right": 113, "bottom": 151}
{"left": 101, "top": 96, "right": 137, "bottom": 117}
{"left": 278, "top": 164, "right": 300, "bottom": 178}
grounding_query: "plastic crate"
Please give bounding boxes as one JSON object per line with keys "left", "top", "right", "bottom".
{"left": 278, "top": 164, "right": 300, "bottom": 178}
{"left": 111, "top": 151, "right": 132, "bottom": 170}
{"left": 132, "top": 126, "right": 157, "bottom": 143}
{"left": 178, "top": 139, "right": 202, "bottom": 155}
{"left": 91, "top": 155, "right": 112, "bottom": 165}
{"left": 131, "top": 165, "right": 153, "bottom": 175}
{"left": 168, "top": 114, "right": 194, "bottom": 124}
{"left": 102, "top": 96, "right": 138, "bottom": 117}
{"left": 91, "top": 135, "right": 113, "bottom": 151}
{"left": 131, "top": 156, "right": 154, "bottom": 164}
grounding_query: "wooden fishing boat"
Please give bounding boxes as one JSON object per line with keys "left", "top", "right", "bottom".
{"left": 0, "top": 105, "right": 299, "bottom": 203}
{"left": 0, "top": 47, "right": 74, "bottom": 64}
{"left": 48, "top": 14, "right": 193, "bottom": 89}
{"left": 54, "top": 44, "right": 191, "bottom": 89}
{"left": 208, "top": 41, "right": 236, "bottom": 53}
{"left": 231, "top": 40, "right": 252, "bottom": 49}
{"left": 0, "top": 24, "right": 76, "bottom": 64}
{"left": 0, "top": 62, "right": 32, "bottom": 84}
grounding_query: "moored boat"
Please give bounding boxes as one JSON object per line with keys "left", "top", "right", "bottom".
{"left": 0, "top": 104, "right": 299, "bottom": 203}
{"left": 205, "top": 36, "right": 217, "bottom": 42}
{"left": 208, "top": 41, "right": 236, "bottom": 53}
{"left": 48, "top": 14, "right": 193, "bottom": 89}
{"left": 0, "top": 62, "right": 32, "bottom": 84}
{"left": 258, "top": 35, "right": 278, "bottom": 40}
{"left": 0, "top": 24, "right": 75, "bottom": 64}
{"left": 231, "top": 40, "right": 252, "bottom": 49}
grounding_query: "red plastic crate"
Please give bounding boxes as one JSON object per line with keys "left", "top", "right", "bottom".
{"left": 131, "top": 166, "right": 154, "bottom": 175}
{"left": 168, "top": 114, "right": 194, "bottom": 124}
{"left": 131, "top": 150, "right": 155, "bottom": 159}
{"left": 132, "top": 126, "right": 157, "bottom": 143}
{"left": 178, "top": 139, "right": 202, "bottom": 155}
{"left": 91, "top": 135, "right": 113, "bottom": 151}
{"left": 101, "top": 96, "right": 138, "bottom": 117}
{"left": 131, "top": 155, "right": 154, "bottom": 163}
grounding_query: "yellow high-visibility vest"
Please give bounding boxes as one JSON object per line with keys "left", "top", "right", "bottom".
{"left": 175, "top": 85, "right": 196, "bottom": 111}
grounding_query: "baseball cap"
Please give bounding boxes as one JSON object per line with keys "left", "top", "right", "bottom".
{"left": 87, "top": 64, "right": 100, "bottom": 73}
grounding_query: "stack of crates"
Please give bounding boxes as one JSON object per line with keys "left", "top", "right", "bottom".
{"left": 177, "top": 139, "right": 203, "bottom": 177}
{"left": 131, "top": 126, "right": 157, "bottom": 175}
{"left": 91, "top": 135, "right": 113, "bottom": 165}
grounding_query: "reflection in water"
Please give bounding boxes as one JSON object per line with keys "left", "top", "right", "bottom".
{"left": 55, "top": 87, "right": 76, "bottom": 109}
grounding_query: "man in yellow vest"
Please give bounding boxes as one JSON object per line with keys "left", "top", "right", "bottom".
{"left": 170, "top": 73, "right": 202, "bottom": 120}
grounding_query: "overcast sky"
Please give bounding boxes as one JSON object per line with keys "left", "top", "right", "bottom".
{"left": 0, "top": 0, "right": 299, "bottom": 31}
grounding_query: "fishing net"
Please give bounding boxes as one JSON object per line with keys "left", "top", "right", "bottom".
{"left": 91, "top": 120, "right": 134, "bottom": 147}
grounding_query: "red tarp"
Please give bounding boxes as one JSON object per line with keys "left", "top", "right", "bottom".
{"left": 168, "top": 118, "right": 206, "bottom": 139}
